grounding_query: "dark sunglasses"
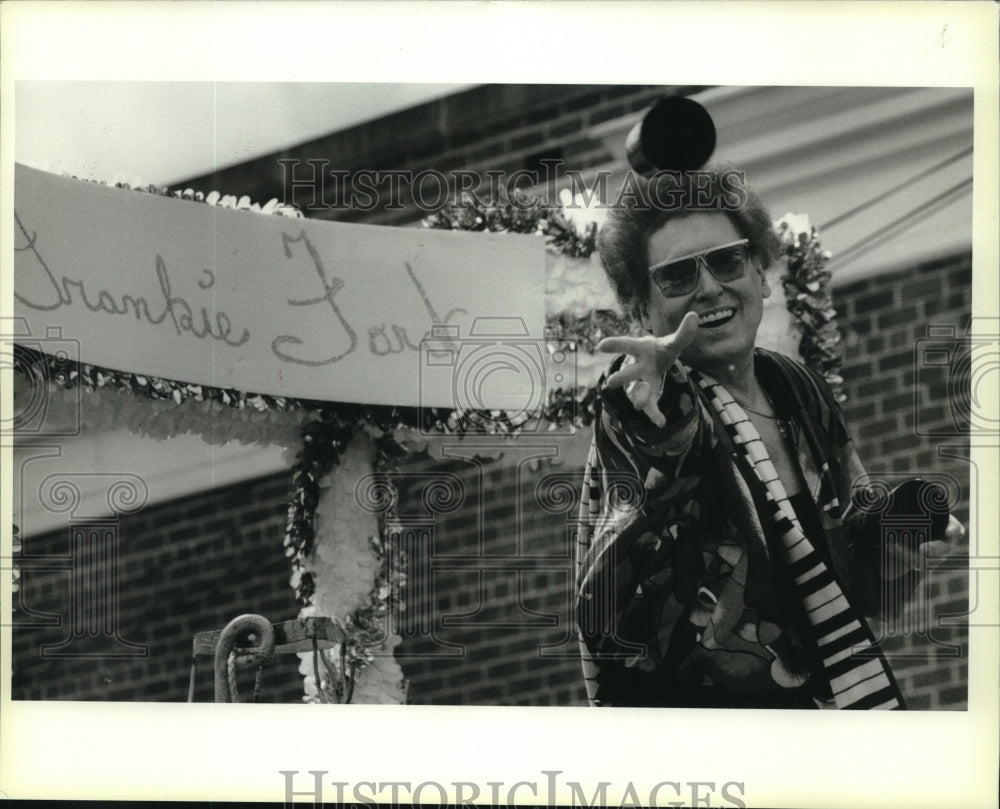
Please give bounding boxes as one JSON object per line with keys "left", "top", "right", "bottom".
{"left": 648, "top": 238, "right": 751, "bottom": 298}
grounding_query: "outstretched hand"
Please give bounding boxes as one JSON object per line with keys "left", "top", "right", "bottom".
{"left": 596, "top": 311, "right": 700, "bottom": 427}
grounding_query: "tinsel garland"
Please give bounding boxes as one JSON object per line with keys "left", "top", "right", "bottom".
{"left": 423, "top": 197, "right": 599, "bottom": 259}
{"left": 13, "top": 342, "right": 596, "bottom": 584}
{"left": 775, "top": 215, "right": 846, "bottom": 400}
{"left": 13, "top": 342, "right": 303, "bottom": 420}
{"left": 48, "top": 173, "right": 307, "bottom": 218}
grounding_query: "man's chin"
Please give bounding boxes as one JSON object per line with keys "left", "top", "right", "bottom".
{"left": 682, "top": 342, "right": 752, "bottom": 374}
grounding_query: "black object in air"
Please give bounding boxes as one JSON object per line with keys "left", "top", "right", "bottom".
{"left": 626, "top": 95, "right": 717, "bottom": 177}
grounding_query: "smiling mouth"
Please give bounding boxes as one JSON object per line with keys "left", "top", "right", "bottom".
{"left": 698, "top": 308, "right": 736, "bottom": 328}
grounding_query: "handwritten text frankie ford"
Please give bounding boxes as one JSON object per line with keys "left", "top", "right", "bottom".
{"left": 14, "top": 214, "right": 466, "bottom": 364}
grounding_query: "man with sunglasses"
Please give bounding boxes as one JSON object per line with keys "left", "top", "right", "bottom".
{"left": 574, "top": 166, "right": 964, "bottom": 709}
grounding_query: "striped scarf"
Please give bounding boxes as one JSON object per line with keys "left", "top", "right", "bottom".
{"left": 689, "top": 368, "right": 905, "bottom": 710}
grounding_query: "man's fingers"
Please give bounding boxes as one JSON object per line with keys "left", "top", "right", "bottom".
{"left": 885, "top": 542, "right": 920, "bottom": 572}
{"left": 672, "top": 311, "right": 701, "bottom": 348}
{"left": 597, "top": 335, "right": 648, "bottom": 355}
{"left": 648, "top": 311, "right": 700, "bottom": 359}
{"left": 605, "top": 364, "right": 643, "bottom": 389}
{"left": 601, "top": 313, "right": 699, "bottom": 362}
{"left": 888, "top": 533, "right": 963, "bottom": 574}
{"left": 642, "top": 400, "right": 667, "bottom": 428}
{"left": 943, "top": 515, "right": 966, "bottom": 544}
{"left": 918, "top": 539, "right": 953, "bottom": 568}
{"left": 625, "top": 380, "right": 666, "bottom": 427}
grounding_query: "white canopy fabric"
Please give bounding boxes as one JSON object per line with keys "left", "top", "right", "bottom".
{"left": 589, "top": 85, "right": 974, "bottom": 285}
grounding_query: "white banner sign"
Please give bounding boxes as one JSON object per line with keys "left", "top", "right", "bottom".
{"left": 13, "top": 164, "right": 546, "bottom": 409}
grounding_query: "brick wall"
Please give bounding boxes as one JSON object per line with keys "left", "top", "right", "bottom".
{"left": 11, "top": 253, "right": 972, "bottom": 708}
{"left": 835, "top": 253, "right": 972, "bottom": 710}
{"left": 11, "top": 473, "right": 305, "bottom": 703}
{"left": 388, "top": 452, "right": 589, "bottom": 707}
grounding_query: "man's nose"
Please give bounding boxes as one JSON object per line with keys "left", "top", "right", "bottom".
{"left": 693, "top": 257, "right": 724, "bottom": 296}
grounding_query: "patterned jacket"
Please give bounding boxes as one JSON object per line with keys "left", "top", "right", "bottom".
{"left": 575, "top": 348, "right": 904, "bottom": 708}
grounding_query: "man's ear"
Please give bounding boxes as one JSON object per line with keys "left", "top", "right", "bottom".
{"left": 757, "top": 262, "right": 771, "bottom": 299}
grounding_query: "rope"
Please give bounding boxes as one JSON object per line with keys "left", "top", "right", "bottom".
{"left": 819, "top": 146, "right": 973, "bottom": 231}
{"left": 312, "top": 637, "right": 329, "bottom": 704}
{"left": 339, "top": 641, "right": 348, "bottom": 699}
{"left": 320, "top": 645, "right": 341, "bottom": 698}
{"left": 345, "top": 661, "right": 357, "bottom": 705}
{"left": 253, "top": 667, "right": 264, "bottom": 703}
{"left": 227, "top": 650, "right": 240, "bottom": 704}
{"left": 829, "top": 177, "right": 972, "bottom": 270}
{"left": 186, "top": 655, "right": 198, "bottom": 703}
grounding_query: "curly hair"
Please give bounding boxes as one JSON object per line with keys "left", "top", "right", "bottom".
{"left": 597, "top": 163, "right": 782, "bottom": 321}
